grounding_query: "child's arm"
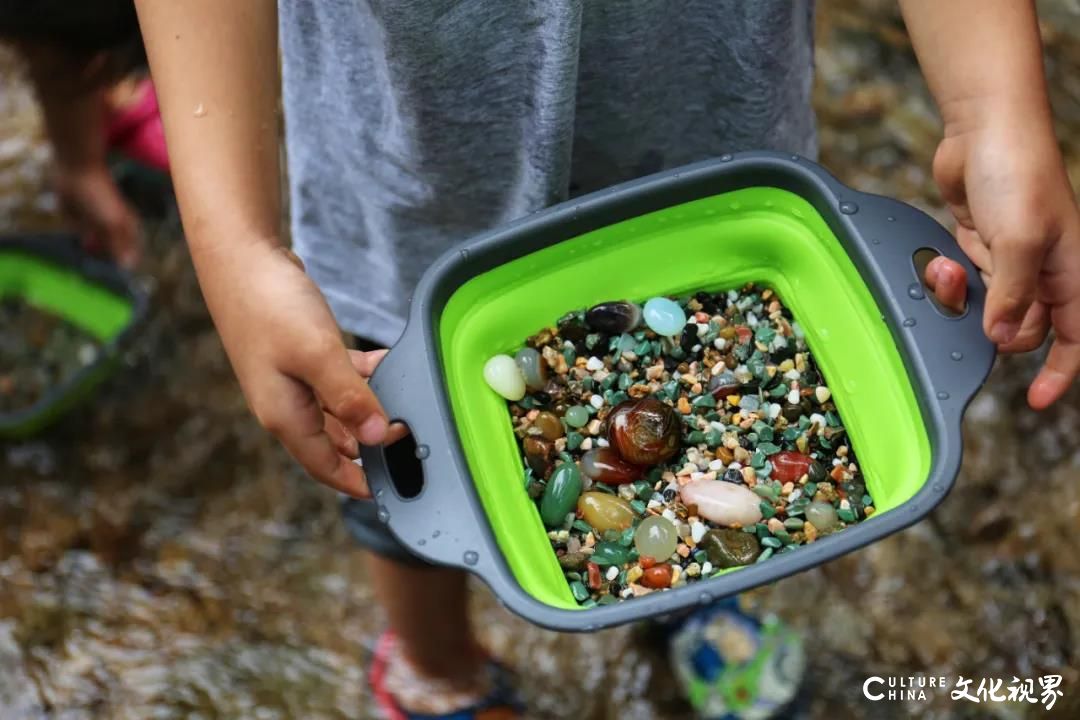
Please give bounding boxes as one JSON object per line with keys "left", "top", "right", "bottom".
{"left": 134, "top": 0, "right": 391, "bottom": 496}
{"left": 900, "top": 0, "right": 1080, "bottom": 409}
{"left": 21, "top": 45, "right": 140, "bottom": 268}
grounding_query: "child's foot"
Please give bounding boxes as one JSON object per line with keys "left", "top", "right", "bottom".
{"left": 666, "top": 597, "right": 806, "bottom": 719}
{"left": 369, "top": 631, "right": 524, "bottom": 719}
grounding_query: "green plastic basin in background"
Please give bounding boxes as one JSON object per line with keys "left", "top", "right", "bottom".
{"left": 0, "top": 236, "right": 146, "bottom": 438}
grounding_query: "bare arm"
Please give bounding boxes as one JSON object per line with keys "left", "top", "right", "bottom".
{"left": 133, "top": 1, "right": 280, "bottom": 251}
{"left": 900, "top": 0, "right": 1080, "bottom": 409}
{"left": 21, "top": 45, "right": 140, "bottom": 267}
{"left": 899, "top": 0, "right": 1051, "bottom": 129}
{"left": 135, "top": 0, "right": 393, "bottom": 495}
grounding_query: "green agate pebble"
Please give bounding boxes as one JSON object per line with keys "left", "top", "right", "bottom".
{"left": 540, "top": 463, "right": 583, "bottom": 527}
{"left": 642, "top": 297, "right": 687, "bottom": 336}
{"left": 483, "top": 354, "right": 525, "bottom": 400}
{"left": 591, "top": 541, "right": 632, "bottom": 566}
{"left": 564, "top": 405, "right": 589, "bottom": 428}
{"left": 634, "top": 515, "right": 679, "bottom": 560}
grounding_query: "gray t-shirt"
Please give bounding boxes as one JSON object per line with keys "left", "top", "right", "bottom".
{"left": 279, "top": 0, "right": 817, "bottom": 345}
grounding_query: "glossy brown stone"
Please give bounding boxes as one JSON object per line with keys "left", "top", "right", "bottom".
{"left": 523, "top": 436, "right": 555, "bottom": 477}
{"left": 580, "top": 447, "right": 642, "bottom": 485}
{"left": 607, "top": 396, "right": 681, "bottom": 466}
{"left": 533, "top": 411, "right": 564, "bottom": 441}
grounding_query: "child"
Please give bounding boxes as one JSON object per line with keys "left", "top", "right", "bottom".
{"left": 0, "top": 0, "right": 168, "bottom": 269}
{"left": 133, "top": 0, "right": 1080, "bottom": 717}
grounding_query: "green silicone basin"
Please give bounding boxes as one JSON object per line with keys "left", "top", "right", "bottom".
{"left": 440, "top": 186, "right": 931, "bottom": 610}
{"left": 0, "top": 243, "right": 139, "bottom": 438}
{"left": 0, "top": 251, "right": 133, "bottom": 339}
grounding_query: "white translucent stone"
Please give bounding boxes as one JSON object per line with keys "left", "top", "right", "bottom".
{"left": 680, "top": 480, "right": 763, "bottom": 527}
{"left": 690, "top": 521, "right": 707, "bottom": 544}
{"left": 483, "top": 354, "right": 525, "bottom": 400}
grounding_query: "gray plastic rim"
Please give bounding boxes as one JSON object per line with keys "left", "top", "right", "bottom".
{"left": 358, "top": 151, "right": 996, "bottom": 632}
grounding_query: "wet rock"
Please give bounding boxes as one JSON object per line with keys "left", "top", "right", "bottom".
{"left": 700, "top": 528, "right": 762, "bottom": 569}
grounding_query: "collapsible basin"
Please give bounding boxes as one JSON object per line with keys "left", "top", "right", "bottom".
{"left": 359, "top": 153, "right": 994, "bottom": 631}
{"left": 0, "top": 234, "right": 148, "bottom": 438}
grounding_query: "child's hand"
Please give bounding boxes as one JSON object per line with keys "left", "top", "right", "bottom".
{"left": 922, "top": 107, "right": 1080, "bottom": 409}
{"left": 201, "top": 244, "right": 400, "bottom": 497}
{"left": 54, "top": 164, "right": 142, "bottom": 270}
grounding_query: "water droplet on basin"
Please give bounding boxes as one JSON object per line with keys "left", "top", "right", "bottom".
{"left": 432, "top": 530, "right": 441, "bottom": 538}
{"left": 887, "top": 216, "right": 896, "bottom": 222}
{"left": 791, "top": 154, "right": 800, "bottom": 161}
{"left": 908, "top": 283, "right": 925, "bottom": 300}
{"left": 415, "top": 444, "right": 430, "bottom": 460}
{"left": 871, "top": 237, "right": 881, "bottom": 245}
{"left": 937, "top": 391, "right": 950, "bottom": 400}
{"left": 933, "top": 484, "right": 944, "bottom": 493}
{"left": 418, "top": 538, "right": 427, "bottom": 546}
{"left": 463, "top": 550, "right": 479, "bottom": 566}
{"left": 951, "top": 351, "right": 964, "bottom": 361}
{"left": 375, "top": 489, "right": 385, "bottom": 498}
{"left": 720, "top": 153, "right": 733, "bottom": 162}
{"left": 902, "top": 317, "right": 917, "bottom": 328}
{"left": 699, "top": 592, "right": 713, "bottom": 605}
{"left": 459, "top": 248, "right": 470, "bottom": 260}
{"left": 839, "top": 201, "right": 858, "bottom": 215}
{"left": 377, "top": 507, "right": 390, "bottom": 523}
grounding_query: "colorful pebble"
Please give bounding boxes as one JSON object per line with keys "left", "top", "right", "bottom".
{"left": 508, "top": 285, "right": 871, "bottom": 606}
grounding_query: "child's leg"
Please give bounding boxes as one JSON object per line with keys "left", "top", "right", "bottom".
{"left": 364, "top": 551, "right": 485, "bottom": 682}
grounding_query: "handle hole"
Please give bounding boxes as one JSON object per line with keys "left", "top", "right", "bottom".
{"left": 381, "top": 420, "right": 424, "bottom": 499}
{"left": 912, "top": 247, "right": 968, "bottom": 319}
